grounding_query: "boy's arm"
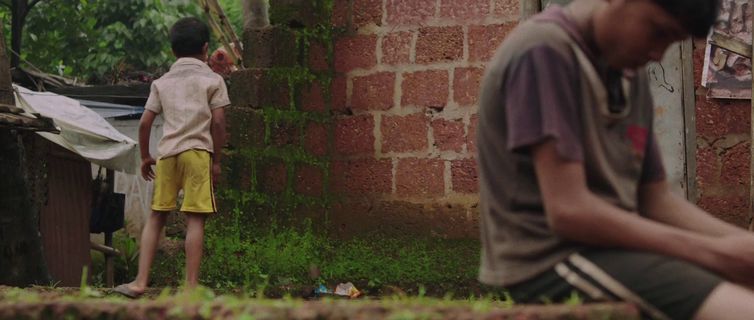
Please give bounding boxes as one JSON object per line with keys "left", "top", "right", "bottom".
{"left": 533, "top": 139, "right": 754, "bottom": 286}
{"left": 639, "top": 181, "right": 750, "bottom": 237}
{"left": 139, "top": 110, "right": 157, "bottom": 180}
{"left": 210, "top": 107, "right": 226, "bottom": 176}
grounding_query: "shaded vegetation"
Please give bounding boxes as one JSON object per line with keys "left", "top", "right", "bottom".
{"left": 92, "top": 217, "right": 482, "bottom": 297}
{"left": 0, "top": 0, "right": 244, "bottom": 84}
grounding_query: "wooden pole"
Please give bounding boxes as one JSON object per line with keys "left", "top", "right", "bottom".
{"left": 199, "top": 0, "right": 244, "bottom": 67}
{"left": 521, "top": 0, "right": 540, "bottom": 20}
{"left": 749, "top": 26, "right": 754, "bottom": 231}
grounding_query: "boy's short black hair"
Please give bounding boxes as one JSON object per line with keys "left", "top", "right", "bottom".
{"left": 170, "top": 17, "right": 210, "bottom": 57}
{"left": 653, "top": 0, "right": 721, "bottom": 37}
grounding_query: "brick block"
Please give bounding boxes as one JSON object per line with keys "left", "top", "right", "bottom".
{"left": 269, "top": 0, "right": 323, "bottom": 28}
{"left": 467, "top": 114, "right": 479, "bottom": 154}
{"left": 492, "top": 0, "right": 519, "bottom": 19}
{"left": 226, "top": 154, "right": 253, "bottom": 190}
{"left": 353, "top": 0, "right": 383, "bottom": 28}
{"left": 302, "top": 77, "right": 348, "bottom": 112}
{"left": 395, "top": 158, "right": 445, "bottom": 196}
{"left": 697, "top": 195, "right": 749, "bottom": 228}
{"left": 243, "top": 27, "right": 298, "bottom": 68}
{"left": 334, "top": 34, "right": 378, "bottom": 72}
{"left": 226, "top": 106, "right": 265, "bottom": 149}
{"left": 401, "top": 70, "right": 449, "bottom": 108}
{"left": 269, "top": 120, "right": 301, "bottom": 147}
{"left": 304, "top": 122, "right": 328, "bottom": 157}
{"left": 697, "top": 100, "right": 750, "bottom": 140}
{"left": 294, "top": 164, "right": 324, "bottom": 197}
{"left": 351, "top": 72, "right": 395, "bottom": 111}
{"left": 332, "top": 75, "right": 348, "bottom": 112}
{"left": 440, "top": 0, "right": 490, "bottom": 20}
{"left": 259, "top": 161, "right": 287, "bottom": 194}
{"left": 451, "top": 159, "right": 479, "bottom": 193}
{"left": 386, "top": 0, "right": 436, "bottom": 26}
{"left": 453, "top": 67, "right": 484, "bottom": 106}
{"left": 302, "top": 81, "right": 326, "bottom": 112}
{"left": 468, "top": 23, "right": 516, "bottom": 62}
{"left": 330, "top": 199, "right": 479, "bottom": 238}
{"left": 335, "top": 115, "right": 375, "bottom": 156}
{"left": 416, "top": 26, "right": 464, "bottom": 64}
{"left": 721, "top": 142, "right": 751, "bottom": 189}
{"left": 332, "top": 0, "right": 349, "bottom": 27}
{"left": 381, "top": 31, "right": 413, "bottom": 65}
{"left": 331, "top": 159, "right": 393, "bottom": 195}
{"left": 382, "top": 113, "right": 429, "bottom": 153}
{"left": 229, "top": 69, "right": 290, "bottom": 109}
{"left": 432, "top": 118, "right": 465, "bottom": 152}
{"left": 308, "top": 42, "right": 329, "bottom": 72}
{"left": 695, "top": 146, "right": 719, "bottom": 190}
{"left": 694, "top": 98, "right": 724, "bottom": 139}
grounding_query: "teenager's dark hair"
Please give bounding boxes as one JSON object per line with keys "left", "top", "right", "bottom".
{"left": 653, "top": 0, "right": 721, "bottom": 37}
{"left": 170, "top": 17, "right": 210, "bottom": 56}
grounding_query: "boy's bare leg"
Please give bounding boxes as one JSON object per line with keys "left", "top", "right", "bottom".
{"left": 184, "top": 213, "right": 207, "bottom": 288}
{"left": 695, "top": 282, "right": 754, "bottom": 320}
{"left": 128, "top": 211, "right": 168, "bottom": 292}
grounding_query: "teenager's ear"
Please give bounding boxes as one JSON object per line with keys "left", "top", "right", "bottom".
{"left": 203, "top": 42, "right": 210, "bottom": 54}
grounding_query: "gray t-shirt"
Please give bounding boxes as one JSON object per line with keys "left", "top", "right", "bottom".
{"left": 477, "top": 5, "right": 665, "bottom": 286}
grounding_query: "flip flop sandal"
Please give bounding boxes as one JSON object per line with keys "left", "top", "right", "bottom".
{"left": 113, "top": 284, "right": 143, "bottom": 299}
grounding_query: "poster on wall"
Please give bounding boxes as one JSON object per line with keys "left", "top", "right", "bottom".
{"left": 701, "top": 0, "right": 752, "bottom": 99}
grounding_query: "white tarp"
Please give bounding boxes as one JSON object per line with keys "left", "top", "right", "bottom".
{"left": 13, "top": 85, "right": 140, "bottom": 174}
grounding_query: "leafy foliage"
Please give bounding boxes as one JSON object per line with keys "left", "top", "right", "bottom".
{"left": 0, "top": 0, "right": 243, "bottom": 84}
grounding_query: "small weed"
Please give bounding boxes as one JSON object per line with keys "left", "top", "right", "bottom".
{"left": 501, "top": 291, "right": 515, "bottom": 308}
{"left": 563, "top": 291, "right": 583, "bottom": 306}
{"left": 78, "top": 266, "right": 102, "bottom": 298}
{"left": 89, "top": 230, "right": 140, "bottom": 286}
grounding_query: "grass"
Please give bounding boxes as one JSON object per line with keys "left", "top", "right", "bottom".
{"left": 175, "top": 226, "right": 479, "bottom": 295}
{"left": 93, "top": 217, "right": 482, "bottom": 297}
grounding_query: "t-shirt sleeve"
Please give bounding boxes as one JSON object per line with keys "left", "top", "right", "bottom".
{"left": 209, "top": 77, "right": 231, "bottom": 109}
{"left": 504, "top": 45, "right": 583, "bottom": 161}
{"left": 640, "top": 132, "right": 666, "bottom": 183}
{"left": 144, "top": 82, "right": 162, "bottom": 114}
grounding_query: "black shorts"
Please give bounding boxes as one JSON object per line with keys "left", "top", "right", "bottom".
{"left": 504, "top": 249, "right": 723, "bottom": 320}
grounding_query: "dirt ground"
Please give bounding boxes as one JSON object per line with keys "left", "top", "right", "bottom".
{"left": 0, "top": 286, "right": 639, "bottom": 319}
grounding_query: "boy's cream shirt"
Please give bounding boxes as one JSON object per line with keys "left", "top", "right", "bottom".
{"left": 145, "top": 57, "right": 230, "bottom": 159}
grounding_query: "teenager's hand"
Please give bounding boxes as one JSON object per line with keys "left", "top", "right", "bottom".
{"left": 707, "top": 234, "right": 754, "bottom": 287}
{"left": 212, "top": 163, "right": 221, "bottom": 185}
{"left": 141, "top": 157, "right": 156, "bottom": 181}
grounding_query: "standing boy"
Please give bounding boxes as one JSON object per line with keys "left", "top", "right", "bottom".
{"left": 115, "top": 17, "right": 229, "bottom": 298}
{"left": 477, "top": 0, "right": 754, "bottom": 318}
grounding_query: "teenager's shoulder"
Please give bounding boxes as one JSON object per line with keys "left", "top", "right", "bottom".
{"left": 500, "top": 20, "right": 574, "bottom": 59}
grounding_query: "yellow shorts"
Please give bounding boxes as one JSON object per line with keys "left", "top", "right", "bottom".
{"left": 152, "top": 149, "right": 216, "bottom": 213}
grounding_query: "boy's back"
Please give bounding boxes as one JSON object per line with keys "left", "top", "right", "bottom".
{"left": 146, "top": 57, "right": 229, "bottom": 160}
{"left": 114, "top": 17, "right": 229, "bottom": 298}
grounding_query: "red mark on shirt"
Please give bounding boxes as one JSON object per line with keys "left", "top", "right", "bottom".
{"left": 626, "top": 125, "right": 648, "bottom": 156}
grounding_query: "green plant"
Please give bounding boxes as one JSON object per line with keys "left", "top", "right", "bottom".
{"left": 0, "top": 0, "right": 210, "bottom": 83}
{"left": 189, "top": 212, "right": 482, "bottom": 294}
{"left": 564, "top": 291, "right": 583, "bottom": 306}
{"left": 113, "top": 231, "right": 140, "bottom": 283}
{"left": 88, "top": 230, "right": 139, "bottom": 287}
{"left": 78, "top": 266, "right": 102, "bottom": 298}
